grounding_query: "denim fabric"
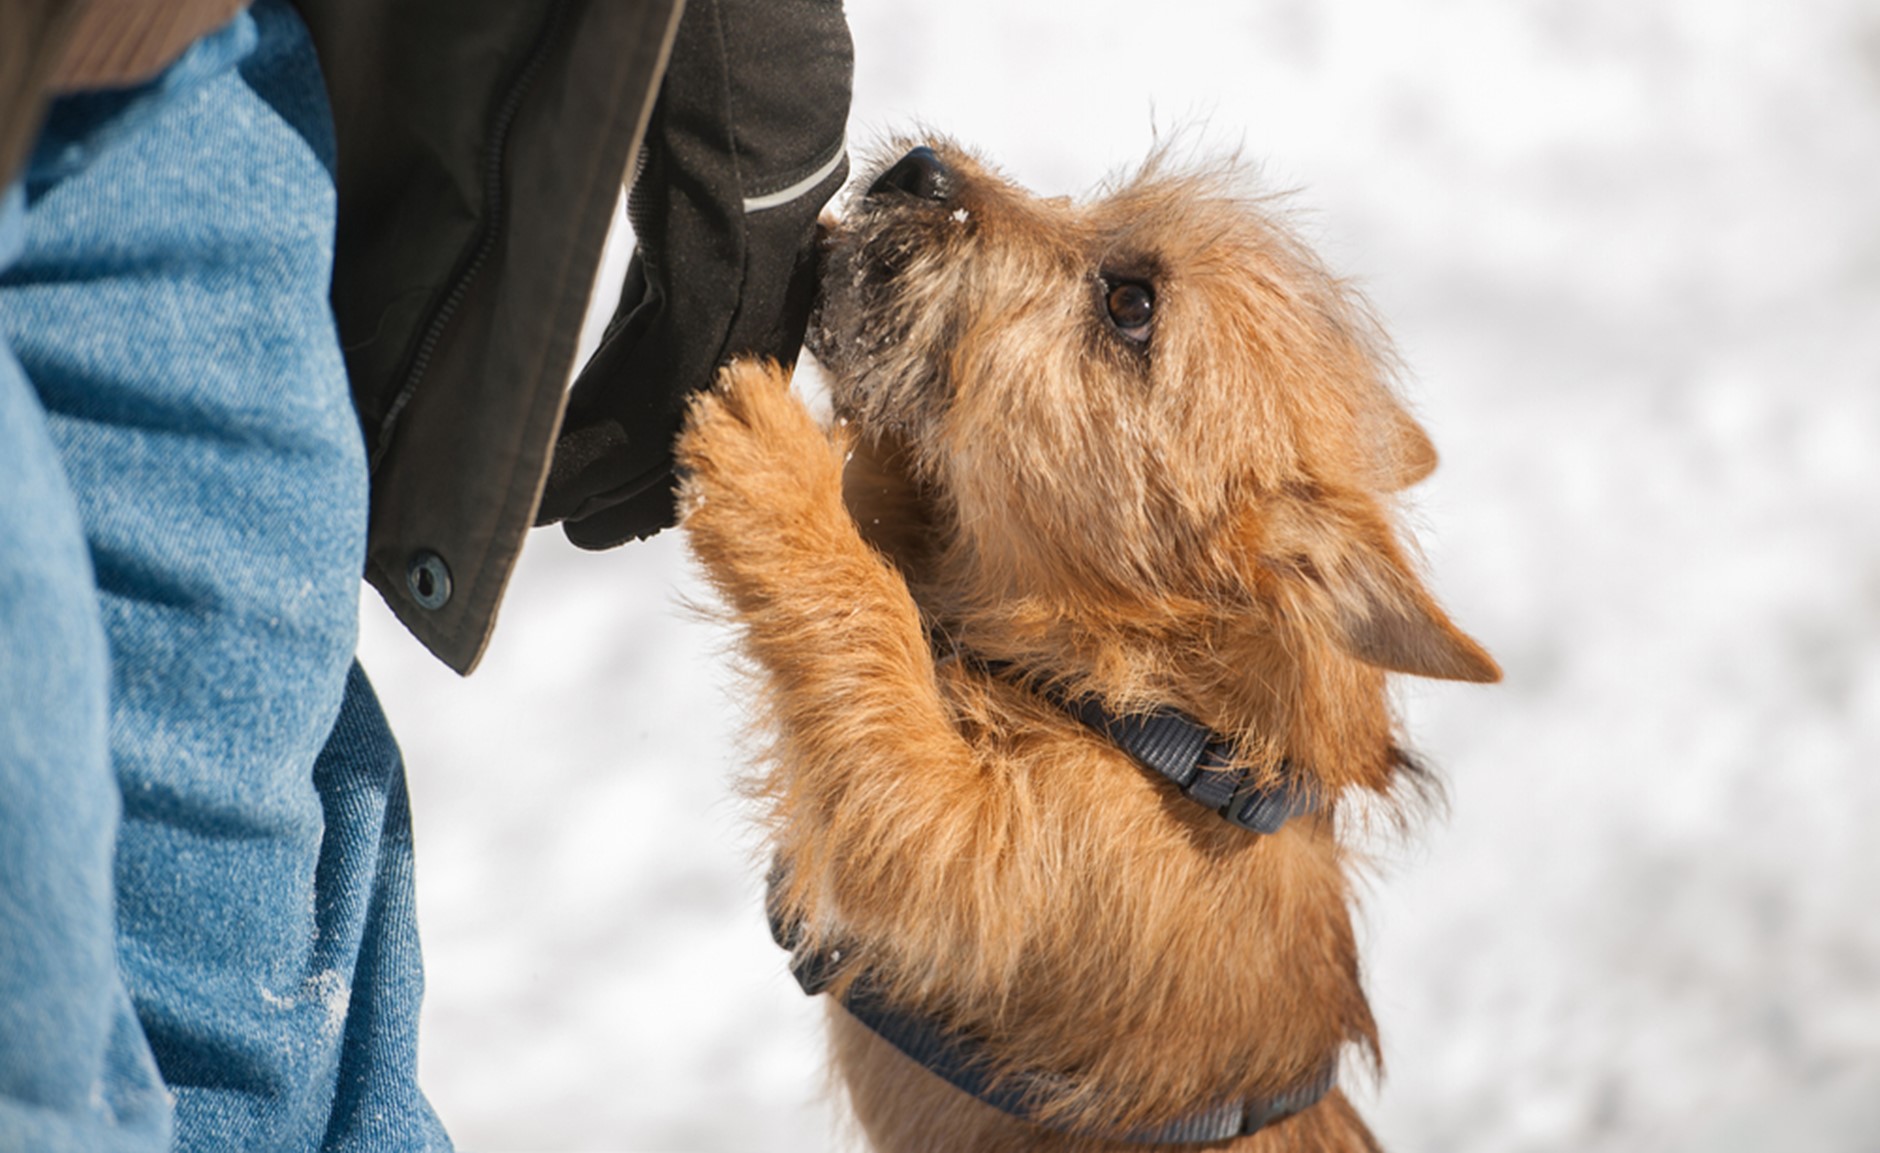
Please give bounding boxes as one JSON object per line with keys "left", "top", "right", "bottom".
{"left": 0, "top": 187, "right": 172, "bottom": 1153}
{"left": 0, "top": 4, "right": 448, "bottom": 1150}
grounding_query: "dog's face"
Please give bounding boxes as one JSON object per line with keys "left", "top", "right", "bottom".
{"left": 812, "top": 139, "right": 1497, "bottom": 685}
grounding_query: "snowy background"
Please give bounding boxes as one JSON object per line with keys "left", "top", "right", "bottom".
{"left": 357, "top": 2, "right": 1880, "bottom": 1150}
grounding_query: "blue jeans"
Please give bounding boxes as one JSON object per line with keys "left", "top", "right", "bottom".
{"left": 0, "top": 5, "right": 449, "bottom": 1151}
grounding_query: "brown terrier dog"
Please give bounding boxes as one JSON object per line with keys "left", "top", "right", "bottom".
{"left": 676, "top": 139, "right": 1500, "bottom": 1152}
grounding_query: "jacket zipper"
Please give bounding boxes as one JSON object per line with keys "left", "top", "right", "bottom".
{"left": 369, "top": 0, "right": 570, "bottom": 473}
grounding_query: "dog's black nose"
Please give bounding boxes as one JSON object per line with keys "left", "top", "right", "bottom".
{"left": 868, "top": 146, "right": 953, "bottom": 202}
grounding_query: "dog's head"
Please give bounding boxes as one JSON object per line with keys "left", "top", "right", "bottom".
{"left": 811, "top": 138, "right": 1497, "bottom": 687}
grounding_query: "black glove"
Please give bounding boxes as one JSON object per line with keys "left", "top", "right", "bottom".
{"left": 536, "top": 0, "right": 853, "bottom": 549}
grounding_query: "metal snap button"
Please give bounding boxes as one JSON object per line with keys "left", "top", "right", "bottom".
{"left": 406, "top": 550, "right": 452, "bottom": 610}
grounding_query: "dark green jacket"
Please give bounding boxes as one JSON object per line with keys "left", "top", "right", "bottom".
{"left": 3, "top": 0, "right": 852, "bottom": 673}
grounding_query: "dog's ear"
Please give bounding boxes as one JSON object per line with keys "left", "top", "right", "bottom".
{"left": 1329, "top": 542, "right": 1501, "bottom": 683}
{"left": 1374, "top": 403, "right": 1438, "bottom": 491}
{"left": 1262, "top": 496, "right": 1500, "bottom": 684}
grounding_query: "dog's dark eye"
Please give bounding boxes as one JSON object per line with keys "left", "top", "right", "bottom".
{"left": 1105, "top": 280, "right": 1155, "bottom": 343}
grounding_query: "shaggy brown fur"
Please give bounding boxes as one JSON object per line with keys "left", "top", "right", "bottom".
{"left": 676, "top": 138, "right": 1500, "bottom": 1152}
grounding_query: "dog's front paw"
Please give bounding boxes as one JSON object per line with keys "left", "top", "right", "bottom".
{"left": 677, "top": 359, "right": 849, "bottom": 557}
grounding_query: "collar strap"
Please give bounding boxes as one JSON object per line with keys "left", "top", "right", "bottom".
{"left": 978, "top": 657, "right": 1319, "bottom": 834}
{"left": 769, "top": 879, "right": 1338, "bottom": 1144}
{"left": 1058, "top": 695, "right": 1319, "bottom": 834}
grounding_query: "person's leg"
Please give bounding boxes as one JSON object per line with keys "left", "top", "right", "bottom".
{"left": 307, "top": 663, "right": 444, "bottom": 1153}
{"left": 0, "top": 3, "right": 448, "bottom": 1149}
{"left": 0, "top": 182, "right": 174, "bottom": 1153}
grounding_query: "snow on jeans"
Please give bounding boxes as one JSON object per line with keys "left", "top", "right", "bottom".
{"left": 0, "top": 4, "right": 449, "bottom": 1150}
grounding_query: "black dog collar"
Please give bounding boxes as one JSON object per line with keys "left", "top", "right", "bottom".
{"left": 1053, "top": 692, "right": 1319, "bottom": 834}
{"left": 978, "top": 657, "right": 1322, "bottom": 835}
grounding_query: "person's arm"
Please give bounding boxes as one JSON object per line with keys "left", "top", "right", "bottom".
{"left": 53, "top": 1, "right": 250, "bottom": 92}
{"left": 2, "top": 1, "right": 82, "bottom": 188}
{"left": 537, "top": 0, "right": 854, "bottom": 549}
{"left": 5, "top": 0, "right": 253, "bottom": 199}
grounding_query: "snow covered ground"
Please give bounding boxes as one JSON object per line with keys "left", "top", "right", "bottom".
{"left": 357, "top": 2, "right": 1880, "bottom": 1149}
